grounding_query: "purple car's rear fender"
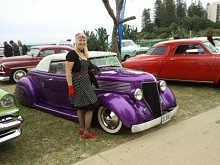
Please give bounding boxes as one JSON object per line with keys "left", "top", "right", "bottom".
{"left": 97, "top": 93, "right": 139, "bottom": 128}
{"left": 15, "top": 77, "right": 39, "bottom": 107}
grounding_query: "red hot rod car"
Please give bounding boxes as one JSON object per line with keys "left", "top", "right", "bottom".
{"left": 122, "top": 38, "right": 220, "bottom": 85}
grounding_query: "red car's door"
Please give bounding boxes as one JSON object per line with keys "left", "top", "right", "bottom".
{"left": 158, "top": 52, "right": 212, "bottom": 81}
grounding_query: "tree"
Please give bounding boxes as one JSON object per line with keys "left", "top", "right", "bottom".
{"left": 154, "top": 0, "right": 165, "bottom": 28}
{"left": 102, "top": 0, "right": 136, "bottom": 60}
{"left": 141, "top": 8, "right": 151, "bottom": 31}
{"left": 122, "top": 24, "right": 138, "bottom": 42}
{"left": 163, "top": 0, "right": 176, "bottom": 27}
{"left": 176, "top": 0, "right": 187, "bottom": 38}
{"left": 187, "top": 0, "right": 206, "bottom": 18}
{"left": 176, "top": 0, "right": 187, "bottom": 19}
{"left": 84, "top": 27, "right": 109, "bottom": 51}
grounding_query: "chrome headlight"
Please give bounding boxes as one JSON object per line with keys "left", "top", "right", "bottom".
{"left": 133, "top": 50, "right": 137, "bottom": 55}
{"left": 0, "top": 95, "right": 15, "bottom": 108}
{"left": 130, "top": 88, "right": 143, "bottom": 101}
{"left": 159, "top": 80, "right": 167, "bottom": 91}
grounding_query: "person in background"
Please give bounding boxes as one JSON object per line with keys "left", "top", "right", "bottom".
{"left": 3, "top": 41, "right": 13, "bottom": 57}
{"left": 174, "top": 35, "right": 180, "bottom": 39}
{"left": 9, "top": 40, "right": 20, "bottom": 56}
{"left": 207, "top": 34, "right": 215, "bottom": 47}
{"left": 17, "top": 40, "right": 28, "bottom": 55}
{"left": 65, "top": 33, "right": 99, "bottom": 139}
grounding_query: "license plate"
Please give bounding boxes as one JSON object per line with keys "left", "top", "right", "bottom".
{"left": 161, "top": 113, "right": 171, "bottom": 124}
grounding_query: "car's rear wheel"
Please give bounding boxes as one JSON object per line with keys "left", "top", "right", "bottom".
{"left": 124, "top": 55, "right": 130, "bottom": 61}
{"left": 97, "top": 106, "right": 126, "bottom": 134}
{"left": 11, "top": 69, "right": 27, "bottom": 83}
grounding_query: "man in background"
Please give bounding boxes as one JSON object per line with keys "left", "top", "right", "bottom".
{"left": 9, "top": 40, "right": 20, "bottom": 56}
{"left": 17, "top": 40, "right": 28, "bottom": 55}
{"left": 3, "top": 41, "right": 13, "bottom": 57}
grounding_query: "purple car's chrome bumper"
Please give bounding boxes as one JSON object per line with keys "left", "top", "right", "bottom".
{"left": 131, "top": 105, "right": 179, "bottom": 133}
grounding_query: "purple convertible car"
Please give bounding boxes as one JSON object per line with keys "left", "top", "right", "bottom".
{"left": 15, "top": 51, "right": 179, "bottom": 134}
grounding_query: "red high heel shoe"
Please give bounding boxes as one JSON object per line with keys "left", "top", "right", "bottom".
{"left": 78, "top": 129, "right": 84, "bottom": 135}
{"left": 82, "top": 132, "right": 98, "bottom": 139}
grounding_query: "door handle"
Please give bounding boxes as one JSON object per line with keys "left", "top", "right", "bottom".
{"left": 170, "top": 58, "right": 176, "bottom": 61}
{"left": 49, "top": 78, "right": 53, "bottom": 80}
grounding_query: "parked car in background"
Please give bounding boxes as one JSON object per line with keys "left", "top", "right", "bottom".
{"left": 193, "top": 37, "right": 220, "bottom": 51}
{"left": 213, "top": 36, "right": 220, "bottom": 41}
{"left": 0, "top": 88, "right": 24, "bottom": 143}
{"left": 0, "top": 45, "right": 72, "bottom": 83}
{"left": 121, "top": 39, "right": 149, "bottom": 61}
{"left": 56, "top": 39, "right": 74, "bottom": 47}
{"left": 122, "top": 38, "right": 220, "bottom": 85}
{"left": 0, "top": 48, "right": 4, "bottom": 57}
{"left": 213, "top": 39, "right": 220, "bottom": 50}
{"left": 15, "top": 51, "right": 178, "bottom": 134}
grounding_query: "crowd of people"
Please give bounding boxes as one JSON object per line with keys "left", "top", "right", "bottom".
{"left": 2, "top": 40, "right": 28, "bottom": 57}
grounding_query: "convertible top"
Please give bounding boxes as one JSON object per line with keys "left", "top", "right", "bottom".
{"left": 35, "top": 51, "right": 117, "bottom": 72}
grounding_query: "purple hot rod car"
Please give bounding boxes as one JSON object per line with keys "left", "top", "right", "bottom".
{"left": 15, "top": 51, "right": 179, "bottom": 134}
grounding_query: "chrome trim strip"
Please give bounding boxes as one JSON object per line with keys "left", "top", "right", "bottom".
{"left": 0, "top": 128, "right": 22, "bottom": 143}
{"left": 0, "top": 76, "right": 10, "bottom": 81}
{"left": 0, "top": 116, "right": 24, "bottom": 131}
{"left": 98, "top": 80, "right": 131, "bottom": 91}
{"left": 131, "top": 105, "right": 179, "bottom": 133}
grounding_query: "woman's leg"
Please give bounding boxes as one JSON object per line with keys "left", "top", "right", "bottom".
{"left": 77, "top": 110, "right": 85, "bottom": 130}
{"left": 84, "top": 110, "right": 93, "bottom": 133}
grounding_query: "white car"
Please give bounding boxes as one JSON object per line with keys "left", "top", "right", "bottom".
{"left": 56, "top": 39, "right": 74, "bottom": 47}
{"left": 194, "top": 37, "right": 220, "bottom": 52}
{"left": 121, "top": 39, "right": 149, "bottom": 61}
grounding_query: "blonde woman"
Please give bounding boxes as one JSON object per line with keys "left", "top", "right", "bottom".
{"left": 65, "top": 33, "right": 99, "bottom": 139}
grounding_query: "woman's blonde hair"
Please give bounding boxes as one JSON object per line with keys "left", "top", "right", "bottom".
{"left": 74, "top": 33, "right": 89, "bottom": 58}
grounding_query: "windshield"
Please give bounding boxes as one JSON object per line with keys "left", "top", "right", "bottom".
{"left": 214, "top": 40, "right": 220, "bottom": 47}
{"left": 28, "top": 48, "right": 40, "bottom": 57}
{"left": 121, "top": 40, "right": 136, "bottom": 47}
{"left": 90, "top": 55, "right": 122, "bottom": 68}
{"left": 203, "top": 41, "right": 218, "bottom": 53}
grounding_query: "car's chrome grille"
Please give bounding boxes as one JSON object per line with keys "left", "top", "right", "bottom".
{"left": 136, "top": 50, "right": 148, "bottom": 55}
{"left": 141, "top": 82, "right": 162, "bottom": 118}
{"left": 97, "top": 80, "right": 131, "bottom": 91}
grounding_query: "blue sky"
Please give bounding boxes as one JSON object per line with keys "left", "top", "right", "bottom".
{"left": 0, "top": 0, "right": 216, "bottom": 45}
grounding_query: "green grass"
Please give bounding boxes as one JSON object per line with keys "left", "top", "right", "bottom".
{"left": 0, "top": 81, "right": 220, "bottom": 165}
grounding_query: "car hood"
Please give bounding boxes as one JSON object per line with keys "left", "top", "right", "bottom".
{"left": 0, "top": 55, "right": 33, "bottom": 63}
{"left": 122, "top": 46, "right": 149, "bottom": 51}
{"left": 98, "top": 67, "right": 156, "bottom": 82}
{"left": 122, "top": 54, "right": 154, "bottom": 62}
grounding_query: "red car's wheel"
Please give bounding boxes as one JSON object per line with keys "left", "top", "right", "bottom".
{"left": 11, "top": 69, "right": 27, "bottom": 83}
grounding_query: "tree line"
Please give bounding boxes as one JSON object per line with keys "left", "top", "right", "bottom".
{"left": 85, "top": 0, "right": 220, "bottom": 52}
{"left": 140, "top": 0, "right": 220, "bottom": 39}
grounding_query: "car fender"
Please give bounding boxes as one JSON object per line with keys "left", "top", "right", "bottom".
{"left": 143, "top": 58, "right": 163, "bottom": 76}
{"left": 15, "top": 77, "right": 40, "bottom": 107}
{"left": 97, "top": 93, "right": 138, "bottom": 128}
{"left": 160, "top": 88, "right": 177, "bottom": 109}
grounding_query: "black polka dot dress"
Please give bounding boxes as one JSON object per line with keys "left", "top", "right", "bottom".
{"left": 67, "top": 52, "right": 99, "bottom": 110}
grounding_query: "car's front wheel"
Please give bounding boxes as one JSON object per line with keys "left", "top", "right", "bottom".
{"left": 11, "top": 69, "right": 27, "bottom": 83}
{"left": 97, "top": 106, "right": 126, "bottom": 134}
{"left": 123, "top": 55, "right": 130, "bottom": 61}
